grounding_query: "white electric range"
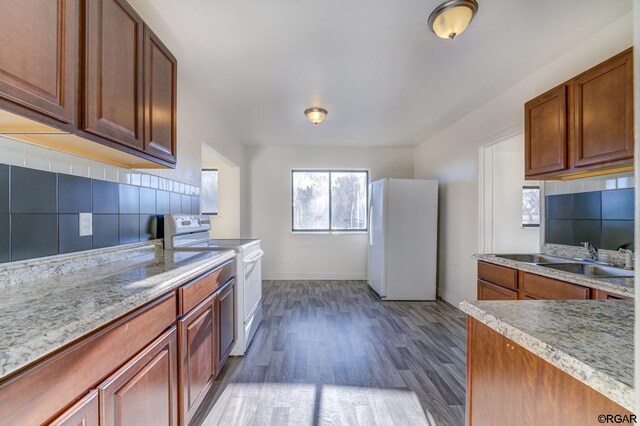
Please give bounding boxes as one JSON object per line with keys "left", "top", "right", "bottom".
{"left": 164, "top": 215, "right": 263, "bottom": 356}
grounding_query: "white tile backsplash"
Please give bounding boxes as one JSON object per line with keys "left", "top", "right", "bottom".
{"left": 24, "top": 144, "right": 50, "bottom": 171}
{"left": 88, "top": 160, "right": 106, "bottom": 180}
{"left": 544, "top": 172, "right": 634, "bottom": 196}
{"left": 0, "top": 135, "right": 199, "bottom": 195}
{"left": 49, "top": 150, "right": 73, "bottom": 174}
{"left": 70, "top": 159, "right": 90, "bottom": 178}
{"left": 0, "top": 137, "right": 26, "bottom": 167}
{"left": 104, "top": 166, "right": 119, "bottom": 182}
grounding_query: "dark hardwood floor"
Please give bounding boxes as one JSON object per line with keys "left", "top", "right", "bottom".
{"left": 192, "top": 280, "right": 467, "bottom": 426}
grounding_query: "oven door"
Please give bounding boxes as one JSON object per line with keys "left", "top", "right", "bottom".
{"left": 243, "top": 249, "right": 264, "bottom": 321}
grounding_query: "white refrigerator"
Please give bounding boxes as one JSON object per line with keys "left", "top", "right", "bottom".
{"left": 367, "top": 178, "right": 438, "bottom": 300}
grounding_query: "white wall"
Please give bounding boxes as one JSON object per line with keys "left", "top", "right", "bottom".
{"left": 414, "top": 12, "right": 634, "bottom": 306}
{"left": 202, "top": 145, "right": 241, "bottom": 239}
{"left": 480, "top": 134, "right": 540, "bottom": 253}
{"left": 247, "top": 146, "right": 414, "bottom": 280}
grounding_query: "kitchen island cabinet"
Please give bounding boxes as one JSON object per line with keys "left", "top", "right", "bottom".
{"left": 467, "top": 317, "right": 632, "bottom": 425}
{"left": 463, "top": 299, "right": 634, "bottom": 425}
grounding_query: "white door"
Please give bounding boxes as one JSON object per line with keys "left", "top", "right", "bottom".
{"left": 367, "top": 179, "right": 386, "bottom": 297}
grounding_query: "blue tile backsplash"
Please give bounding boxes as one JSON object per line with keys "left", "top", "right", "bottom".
{"left": 546, "top": 188, "right": 634, "bottom": 250}
{"left": 0, "top": 165, "right": 200, "bottom": 262}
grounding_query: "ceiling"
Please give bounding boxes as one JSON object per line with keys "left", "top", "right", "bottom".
{"left": 135, "top": 0, "right": 632, "bottom": 148}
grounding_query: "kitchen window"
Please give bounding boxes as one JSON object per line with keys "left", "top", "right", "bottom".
{"left": 292, "top": 170, "right": 368, "bottom": 232}
{"left": 201, "top": 169, "right": 219, "bottom": 215}
{"left": 522, "top": 185, "right": 540, "bottom": 227}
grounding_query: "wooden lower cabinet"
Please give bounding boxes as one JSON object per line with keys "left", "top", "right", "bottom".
{"left": 99, "top": 327, "right": 179, "bottom": 426}
{"left": 477, "top": 280, "right": 517, "bottom": 301}
{"left": 49, "top": 390, "right": 99, "bottom": 426}
{"left": 593, "top": 289, "right": 632, "bottom": 300}
{"left": 521, "top": 273, "right": 590, "bottom": 300}
{"left": 178, "top": 293, "right": 217, "bottom": 425}
{"left": 467, "top": 318, "right": 631, "bottom": 425}
{"left": 217, "top": 280, "right": 237, "bottom": 368}
{"left": 476, "top": 262, "right": 611, "bottom": 301}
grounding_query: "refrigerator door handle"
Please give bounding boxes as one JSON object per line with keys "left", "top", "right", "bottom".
{"left": 368, "top": 205, "right": 374, "bottom": 246}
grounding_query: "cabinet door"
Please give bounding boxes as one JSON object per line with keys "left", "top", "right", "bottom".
{"left": 572, "top": 49, "right": 633, "bottom": 168}
{"left": 477, "top": 280, "right": 517, "bottom": 301}
{"left": 0, "top": 0, "right": 76, "bottom": 125}
{"left": 524, "top": 84, "right": 568, "bottom": 177}
{"left": 144, "top": 25, "right": 177, "bottom": 163}
{"left": 49, "top": 390, "right": 99, "bottom": 426}
{"left": 83, "top": 0, "right": 144, "bottom": 150}
{"left": 178, "top": 294, "right": 217, "bottom": 425}
{"left": 217, "top": 281, "right": 236, "bottom": 368}
{"left": 99, "top": 327, "right": 178, "bottom": 426}
{"left": 522, "top": 273, "right": 590, "bottom": 300}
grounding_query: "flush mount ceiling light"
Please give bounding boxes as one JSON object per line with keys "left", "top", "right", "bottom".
{"left": 304, "top": 107, "right": 328, "bottom": 125}
{"left": 427, "top": 0, "right": 478, "bottom": 40}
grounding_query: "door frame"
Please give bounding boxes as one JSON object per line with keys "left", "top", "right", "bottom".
{"left": 476, "top": 124, "right": 544, "bottom": 254}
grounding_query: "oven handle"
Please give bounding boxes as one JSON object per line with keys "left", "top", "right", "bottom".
{"left": 244, "top": 250, "right": 264, "bottom": 264}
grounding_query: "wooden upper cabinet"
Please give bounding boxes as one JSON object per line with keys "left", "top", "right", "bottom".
{"left": 524, "top": 84, "right": 568, "bottom": 178}
{"left": 83, "top": 0, "right": 144, "bottom": 150}
{"left": 99, "top": 327, "right": 179, "bottom": 426}
{"left": 572, "top": 48, "right": 634, "bottom": 169}
{"left": 144, "top": 25, "right": 177, "bottom": 164}
{"left": 0, "top": 0, "right": 76, "bottom": 126}
{"left": 524, "top": 48, "right": 634, "bottom": 180}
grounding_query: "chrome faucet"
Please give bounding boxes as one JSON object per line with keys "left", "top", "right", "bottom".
{"left": 619, "top": 248, "right": 634, "bottom": 270}
{"left": 581, "top": 242, "right": 598, "bottom": 261}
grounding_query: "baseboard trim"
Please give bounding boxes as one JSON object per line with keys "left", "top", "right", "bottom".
{"left": 263, "top": 273, "right": 367, "bottom": 281}
{"left": 436, "top": 288, "right": 464, "bottom": 308}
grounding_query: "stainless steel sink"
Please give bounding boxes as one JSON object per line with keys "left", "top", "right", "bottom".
{"left": 494, "top": 254, "right": 572, "bottom": 264}
{"left": 541, "top": 263, "right": 634, "bottom": 278}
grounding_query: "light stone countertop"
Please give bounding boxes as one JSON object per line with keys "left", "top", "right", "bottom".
{"left": 474, "top": 253, "right": 634, "bottom": 298}
{"left": 0, "top": 242, "right": 236, "bottom": 381}
{"left": 460, "top": 299, "right": 634, "bottom": 411}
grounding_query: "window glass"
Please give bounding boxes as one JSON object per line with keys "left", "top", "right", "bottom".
{"left": 202, "top": 169, "right": 218, "bottom": 214}
{"left": 522, "top": 186, "right": 540, "bottom": 227}
{"left": 292, "top": 170, "right": 368, "bottom": 231}
{"left": 331, "top": 172, "right": 368, "bottom": 230}
{"left": 292, "top": 172, "right": 330, "bottom": 230}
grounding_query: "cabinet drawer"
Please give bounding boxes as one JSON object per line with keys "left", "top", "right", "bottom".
{"left": 593, "top": 289, "right": 631, "bottom": 300}
{"left": 477, "top": 262, "right": 518, "bottom": 290}
{"left": 477, "top": 280, "right": 518, "bottom": 301}
{"left": 0, "top": 293, "right": 176, "bottom": 426}
{"left": 178, "top": 260, "right": 236, "bottom": 316}
{"left": 522, "top": 273, "right": 590, "bottom": 300}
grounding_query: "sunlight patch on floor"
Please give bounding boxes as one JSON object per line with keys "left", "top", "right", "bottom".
{"left": 202, "top": 382, "right": 437, "bottom": 426}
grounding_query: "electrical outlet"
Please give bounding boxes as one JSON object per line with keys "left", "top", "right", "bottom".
{"left": 79, "top": 213, "right": 93, "bottom": 236}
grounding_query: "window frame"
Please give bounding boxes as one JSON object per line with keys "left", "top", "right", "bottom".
{"left": 522, "top": 185, "right": 540, "bottom": 228}
{"left": 291, "top": 169, "right": 370, "bottom": 233}
{"left": 201, "top": 168, "right": 219, "bottom": 215}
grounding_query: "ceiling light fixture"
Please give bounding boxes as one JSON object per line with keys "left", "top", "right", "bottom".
{"left": 304, "top": 107, "right": 328, "bottom": 125}
{"left": 427, "top": 0, "right": 478, "bottom": 40}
